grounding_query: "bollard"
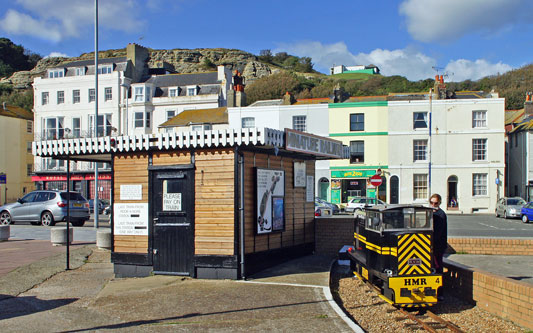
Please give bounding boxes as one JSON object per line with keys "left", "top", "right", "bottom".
{"left": 96, "top": 228, "right": 112, "bottom": 250}
{"left": 0, "top": 225, "right": 9, "bottom": 241}
{"left": 51, "top": 225, "right": 73, "bottom": 246}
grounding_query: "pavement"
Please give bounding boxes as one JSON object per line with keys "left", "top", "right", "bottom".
{"left": 0, "top": 237, "right": 531, "bottom": 332}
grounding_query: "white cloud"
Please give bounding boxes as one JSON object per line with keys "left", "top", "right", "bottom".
{"left": 399, "top": 0, "right": 532, "bottom": 43}
{"left": 275, "top": 41, "right": 513, "bottom": 81}
{"left": 444, "top": 59, "right": 512, "bottom": 81}
{"left": 45, "top": 52, "right": 69, "bottom": 58}
{"left": 0, "top": 0, "right": 144, "bottom": 42}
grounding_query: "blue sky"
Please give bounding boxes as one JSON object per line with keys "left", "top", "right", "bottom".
{"left": 0, "top": 0, "right": 532, "bottom": 81}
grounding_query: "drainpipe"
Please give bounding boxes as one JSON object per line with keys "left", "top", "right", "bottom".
{"left": 238, "top": 151, "right": 245, "bottom": 279}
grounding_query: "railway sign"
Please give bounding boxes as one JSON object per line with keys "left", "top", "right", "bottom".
{"left": 370, "top": 174, "right": 382, "bottom": 187}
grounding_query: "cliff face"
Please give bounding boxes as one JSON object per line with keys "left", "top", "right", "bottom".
{"left": 1, "top": 46, "right": 276, "bottom": 88}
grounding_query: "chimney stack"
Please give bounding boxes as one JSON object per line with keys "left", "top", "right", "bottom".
{"left": 525, "top": 92, "right": 533, "bottom": 116}
{"left": 282, "top": 91, "right": 296, "bottom": 105}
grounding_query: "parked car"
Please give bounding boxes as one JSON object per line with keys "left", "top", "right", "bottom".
{"left": 315, "top": 197, "right": 340, "bottom": 214}
{"left": 315, "top": 201, "right": 329, "bottom": 217}
{"left": 495, "top": 197, "right": 526, "bottom": 219}
{"left": 89, "top": 199, "right": 105, "bottom": 214}
{"left": 0, "top": 190, "right": 90, "bottom": 227}
{"left": 103, "top": 204, "right": 112, "bottom": 215}
{"left": 520, "top": 202, "right": 533, "bottom": 223}
{"left": 345, "top": 197, "right": 385, "bottom": 213}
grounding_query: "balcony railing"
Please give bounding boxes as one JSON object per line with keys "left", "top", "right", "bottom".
{"left": 34, "top": 130, "right": 119, "bottom": 142}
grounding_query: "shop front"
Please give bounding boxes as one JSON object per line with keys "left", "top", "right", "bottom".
{"left": 330, "top": 169, "right": 387, "bottom": 204}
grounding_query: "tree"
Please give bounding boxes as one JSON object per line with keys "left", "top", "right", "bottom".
{"left": 245, "top": 72, "right": 302, "bottom": 104}
{"left": 258, "top": 49, "right": 273, "bottom": 63}
{"left": 0, "top": 38, "right": 42, "bottom": 77}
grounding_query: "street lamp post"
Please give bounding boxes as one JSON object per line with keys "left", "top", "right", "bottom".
{"left": 428, "top": 88, "right": 433, "bottom": 196}
{"left": 94, "top": 0, "right": 99, "bottom": 229}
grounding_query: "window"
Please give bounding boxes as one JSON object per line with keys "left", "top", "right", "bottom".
{"left": 166, "top": 110, "right": 175, "bottom": 121}
{"left": 292, "top": 115, "right": 307, "bottom": 132}
{"left": 350, "top": 140, "right": 364, "bottom": 163}
{"left": 169, "top": 88, "right": 178, "bottom": 97}
{"left": 191, "top": 124, "right": 212, "bottom": 131}
{"left": 72, "top": 118, "right": 81, "bottom": 137}
{"left": 413, "top": 112, "right": 428, "bottom": 129}
{"left": 73, "top": 90, "right": 80, "bottom": 103}
{"left": 26, "top": 120, "right": 33, "bottom": 133}
{"left": 187, "top": 87, "right": 197, "bottom": 96}
{"left": 42, "top": 92, "right": 49, "bottom": 105}
{"left": 472, "top": 110, "right": 487, "bottom": 128}
{"left": 75, "top": 67, "right": 85, "bottom": 76}
{"left": 46, "top": 158, "right": 65, "bottom": 170}
{"left": 145, "top": 86, "right": 151, "bottom": 102}
{"left": 472, "top": 138, "right": 487, "bottom": 161}
{"left": 44, "top": 117, "right": 64, "bottom": 140}
{"left": 473, "top": 173, "right": 487, "bottom": 196}
{"left": 88, "top": 88, "right": 95, "bottom": 102}
{"left": 242, "top": 117, "right": 255, "bottom": 128}
{"left": 134, "top": 87, "right": 144, "bottom": 102}
{"left": 134, "top": 112, "right": 150, "bottom": 128}
{"left": 104, "top": 87, "right": 112, "bottom": 101}
{"left": 48, "top": 69, "right": 64, "bottom": 78}
{"left": 27, "top": 164, "right": 32, "bottom": 176}
{"left": 413, "top": 174, "right": 428, "bottom": 200}
{"left": 413, "top": 140, "right": 428, "bottom": 161}
{"left": 90, "top": 114, "right": 113, "bottom": 136}
{"left": 57, "top": 91, "right": 64, "bottom": 104}
{"left": 97, "top": 65, "right": 112, "bottom": 74}
{"left": 27, "top": 142, "right": 32, "bottom": 152}
{"left": 350, "top": 113, "right": 364, "bottom": 131}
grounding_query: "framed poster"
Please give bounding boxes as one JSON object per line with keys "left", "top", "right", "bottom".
{"left": 256, "top": 168, "right": 285, "bottom": 234}
{"left": 113, "top": 203, "right": 149, "bottom": 235}
{"left": 272, "top": 196, "right": 285, "bottom": 231}
{"left": 293, "top": 162, "right": 306, "bottom": 188}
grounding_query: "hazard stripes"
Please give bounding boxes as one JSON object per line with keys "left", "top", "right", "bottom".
{"left": 398, "top": 234, "right": 432, "bottom": 275}
{"left": 354, "top": 233, "right": 398, "bottom": 256}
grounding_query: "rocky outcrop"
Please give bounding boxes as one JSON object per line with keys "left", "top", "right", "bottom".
{"left": 1, "top": 46, "right": 276, "bottom": 88}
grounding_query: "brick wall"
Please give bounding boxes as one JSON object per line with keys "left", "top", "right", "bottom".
{"left": 315, "top": 217, "right": 354, "bottom": 255}
{"left": 445, "top": 260, "right": 533, "bottom": 330}
{"left": 448, "top": 238, "right": 533, "bottom": 255}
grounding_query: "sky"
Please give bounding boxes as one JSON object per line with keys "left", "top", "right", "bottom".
{"left": 0, "top": 0, "right": 532, "bottom": 82}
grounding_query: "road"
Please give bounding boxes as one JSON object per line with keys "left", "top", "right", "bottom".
{"left": 8, "top": 214, "right": 111, "bottom": 242}
{"left": 448, "top": 213, "right": 533, "bottom": 238}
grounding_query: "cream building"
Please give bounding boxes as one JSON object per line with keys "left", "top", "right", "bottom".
{"left": 388, "top": 92, "right": 505, "bottom": 213}
{"left": 0, "top": 104, "right": 35, "bottom": 203}
{"left": 328, "top": 99, "right": 389, "bottom": 204}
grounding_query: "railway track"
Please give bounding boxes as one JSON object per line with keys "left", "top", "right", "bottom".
{"left": 361, "top": 279, "right": 465, "bottom": 332}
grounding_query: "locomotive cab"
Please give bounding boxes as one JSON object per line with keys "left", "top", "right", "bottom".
{"left": 348, "top": 204, "right": 442, "bottom": 307}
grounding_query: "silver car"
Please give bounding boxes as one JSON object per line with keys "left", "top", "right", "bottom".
{"left": 0, "top": 190, "right": 90, "bottom": 226}
{"left": 495, "top": 197, "right": 526, "bottom": 219}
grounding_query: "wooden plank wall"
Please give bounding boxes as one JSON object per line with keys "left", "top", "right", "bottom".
{"left": 113, "top": 153, "right": 149, "bottom": 253}
{"left": 242, "top": 151, "right": 315, "bottom": 255}
{"left": 194, "top": 148, "right": 235, "bottom": 255}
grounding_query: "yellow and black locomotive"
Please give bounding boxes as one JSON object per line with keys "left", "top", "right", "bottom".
{"left": 345, "top": 204, "right": 442, "bottom": 307}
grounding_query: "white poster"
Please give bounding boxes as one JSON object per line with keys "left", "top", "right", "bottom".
{"left": 163, "top": 193, "right": 182, "bottom": 211}
{"left": 114, "top": 203, "right": 149, "bottom": 235}
{"left": 293, "top": 162, "right": 306, "bottom": 188}
{"left": 306, "top": 175, "right": 314, "bottom": 202}
{"left": 120, "top": 184, "right": 143, "bottom": 200}
{"left": 256, "top": 168, "right": 285, "bottom": 234}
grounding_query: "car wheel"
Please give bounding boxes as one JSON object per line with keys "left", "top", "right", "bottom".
{"left": 522, "top": 215, "right": 529, "bottom": 223}
{"left": 41, "top": 211, "right": 55, "bottom": 226}
{"left": 495, "top": 210, "right": 499, "bottom": 218}
{"left": 504, "top": 211, "right": 508, "bottom": 219}
{"left": 0, "top": 211, "right": 12, "bottom": 225}
{"left": 71, "top": 220, "right": 85, "bottom": 227}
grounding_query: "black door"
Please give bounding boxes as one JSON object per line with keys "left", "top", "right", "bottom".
{"left": 390, "top": 176, "right": 399, "bottom": 204}
{"left": 151, "top": 167, "right": 194, "bottom": 276}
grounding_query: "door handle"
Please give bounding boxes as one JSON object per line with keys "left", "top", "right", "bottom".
{"left": 153, "top": 217, "right": 159, "bottom": 222}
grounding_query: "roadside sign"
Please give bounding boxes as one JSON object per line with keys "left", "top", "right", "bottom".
{"left": 370, "top": 174, "right": 382, "bottom": 187}
{"left": 0, "top": 174, "right": 6, "bottom": 184}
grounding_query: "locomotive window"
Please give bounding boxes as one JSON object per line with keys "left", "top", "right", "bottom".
{"left": 379, "top": 208, "right": 433, "bottom": 231}
{"left": 366, "top": 211, "right": 382, "bottom": 232}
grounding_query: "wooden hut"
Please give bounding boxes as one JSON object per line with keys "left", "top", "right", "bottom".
{"left": 33, "top": 128, "right": 348, "bottom": 279}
